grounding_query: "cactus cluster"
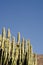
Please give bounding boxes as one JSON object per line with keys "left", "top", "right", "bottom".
{"left": 0, "top": 27, "right": 37, "bottom": 65}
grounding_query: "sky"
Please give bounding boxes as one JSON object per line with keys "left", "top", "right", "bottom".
{"left": 0, "top": 0, "right": 43, "bottom": 54}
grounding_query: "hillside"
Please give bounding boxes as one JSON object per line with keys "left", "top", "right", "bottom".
{"left": 37, "top": 55, "right": 43, "bottom": 65}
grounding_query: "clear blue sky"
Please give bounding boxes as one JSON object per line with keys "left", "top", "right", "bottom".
{"left": 0, "top": 0, "right": 43, "bottom": 54}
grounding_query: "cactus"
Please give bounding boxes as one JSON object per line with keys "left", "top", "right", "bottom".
{"left": 0, "top": 27, "right": 37, "bottom": 65}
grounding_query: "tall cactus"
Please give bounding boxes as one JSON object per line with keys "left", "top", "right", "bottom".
{"left": 0, "top": 27, "right": 37, "bottom": 65}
